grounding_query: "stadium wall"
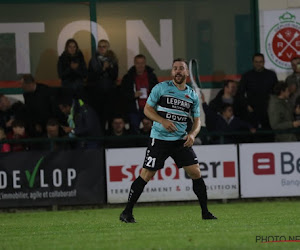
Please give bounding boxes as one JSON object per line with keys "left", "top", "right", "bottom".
{"left": 0, "top": 142, "right": 299, "bottom": 208}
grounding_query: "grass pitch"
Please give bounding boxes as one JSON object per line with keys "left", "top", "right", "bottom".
{"left": 0, "top": 201, "right": 299, "bottom": 250}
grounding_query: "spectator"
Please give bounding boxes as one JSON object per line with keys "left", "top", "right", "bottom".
{"left": 0, "top": 127, "right": 11, "bottom": 152}
{"left": 87, "top": 39, "right": 119, "bottom": 131}
{"left": 21, "top": 74, "right": 55, "bottom": 137}
{"left": 0, "top": 94, "right": 26, "bottom": 132}
{"left": 107, "top": 116, "right": 129, "bottom": 136}
{"left": 208, "top": 80, "right": 249, "bottom": 129}
{"left": 238, "top": 53, "right": 278, "bottom": 131}
{"left": 286, "top": 57, "right": 300, "bottom": 106}
{"left": 121, "top": 54, "right": 159, "bottom": 133}
{"left": 46, "top": 118, "right": 61, "bottom": 138}
{"left": 295, "top": 103, "right": 300, "bottom": 121}
{"left": 106, "top": 116, "right": 132, "bottom": 148}
{"left": 139, "top": 117, "right": 152, "bottom": 136}
{"left": 268, "top": 81, "right": 300, "bottom": 142}
{"left": 57, "top": 38, "right": 87, "bottom": 95}
{"left": 135, "top": 117, "right": 153, "bottom": 147}
{"left": 7, "top": 120, "right": 29, "bottom": 152}
{"left": 202, "top": 93, "right": 255, "bottom": 144}
{"left": 57, "top": 95, "right": 102, "bottom": 148}
{"left": 0, "top": 94, "right": 18, "bottom": 111}
{"left": 45, "top": 118, "right": 69, "bottom": 151}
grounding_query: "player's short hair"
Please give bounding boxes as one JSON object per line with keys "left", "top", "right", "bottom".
{"left": 21, "top": 74, "right": 35, "bottom": 84}
{"left": 252, "top": 53, "right": 264, "bottom": 61}
{"left": 273, "top": 81, "right": 288, "bottom": 96}
{"left": 172, "top": 58, "right": 188, "bottom": 68}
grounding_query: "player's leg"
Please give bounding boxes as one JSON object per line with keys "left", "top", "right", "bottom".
{"left": 171, "top": 142, "right": 217, "bottom": 220}
{"left": 120, "top": 138, "right": 168, "bottom": 223}
{"left": 184, "top": 164, "right": 217, "bottom": 220}
{"left": 120, "top": 168, "right": 156, "bottom": 223}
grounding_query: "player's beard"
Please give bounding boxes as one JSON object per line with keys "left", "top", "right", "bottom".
{"left": 174, "top": 74, "right": 186, "bottom": 84}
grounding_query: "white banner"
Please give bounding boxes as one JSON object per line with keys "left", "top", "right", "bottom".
{"left": 240, "top": 142, "right": 300, "bottom": 198}
{"left": 106, "top": 145, "right": 239, "bottom": 203}
{"left": 260, "top": 9, "right": 300, "bottom": 73}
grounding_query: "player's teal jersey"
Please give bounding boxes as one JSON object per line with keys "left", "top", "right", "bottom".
{"left": 146, "top": 80, "right": 200, "bottom": 141}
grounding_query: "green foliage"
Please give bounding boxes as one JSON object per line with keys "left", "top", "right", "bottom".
{"left": 0, "top": 201, "right": 299, "bottom": 249}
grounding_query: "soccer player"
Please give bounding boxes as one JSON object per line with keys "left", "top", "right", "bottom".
{"left": 120, "top": 58, "right": 217, "bottom": 223}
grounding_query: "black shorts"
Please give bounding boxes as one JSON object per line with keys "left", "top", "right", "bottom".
{"left": 143, "top": 138, "right": 198, "bottom": 171}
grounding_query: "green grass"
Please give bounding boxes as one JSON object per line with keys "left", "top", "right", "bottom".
{"left": 0, "top": 201, "right": 300, "bottom": 250}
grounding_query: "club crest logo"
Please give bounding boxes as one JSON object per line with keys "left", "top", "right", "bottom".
{"left": 265, "top": 12, "right": 300, "bottom": 69}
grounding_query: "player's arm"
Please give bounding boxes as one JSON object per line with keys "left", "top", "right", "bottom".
{"left": 144, "top": 103, "right": 177, "bottom": 132}
{"left": 189, "top": 117, "right": 201, "bottom": 137}
{"left": 184, "top": 117, "right": 201, "bottom": 147}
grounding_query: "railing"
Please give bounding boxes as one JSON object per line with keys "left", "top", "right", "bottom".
{"left": 1, "top": 127, "right": 300, "bottom": 152}
{"left": 198, "top": 127, "right": 300, "bottom": 144}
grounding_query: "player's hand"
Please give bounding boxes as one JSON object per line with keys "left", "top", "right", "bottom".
{"left": 161, "top": 119, "right": 177, "bottom": 132}
{"left": 183, "top": 133, "right": 195, "bottom": 147}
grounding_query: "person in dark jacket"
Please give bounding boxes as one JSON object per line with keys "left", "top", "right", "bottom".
{"left": 238, "top": 53, "right": 278, "bottom": 131}
{"left": 285, "top": 57, "right": 300, "bottom": 106}
{"left": 268, "top": 81, "right": 300, "bottom": 142}
{"left": 57, "top": 95, "right": 103, "bottom": 148}
{"left": 0, "top": 127, "right": 11, "bottom": 153}
{"left": 21, "top": 74, "right": 55, "bottom": 137}
{"left": 7, "top": 120, "right": 30, "bottom": 152}
{"left": 202, "top": 93, "right": 256, "bottom": 144}
{"left": 0, "top": 94, "right": 27, "bottom": 133}
{"left": 105, "top": 115, "right": 133, "bottom": 148}
{"left": 87, "top": 39, "right": 119, "bottom": 131}
{"left": 57, "top": 38, "right": 87, "bottom": 95}
{"left": 208, "top": 80, "right": 250, "bottom": 129}
{"left": 120, "top": 54, "right": 159, "bottom": 133}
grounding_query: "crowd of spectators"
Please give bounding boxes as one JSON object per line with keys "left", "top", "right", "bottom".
{"left": 1, "top": 39, "right": 300, "bottom": 152}
{"left": 0, "top": 39, "right": 156, "bottom": 151}
{"left": 201, "top": 53, "right": 300, "bottom": 144}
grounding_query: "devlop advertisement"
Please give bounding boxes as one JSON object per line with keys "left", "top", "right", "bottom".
{"left": 0, "top": 149, "right": 105, "bottom": 207}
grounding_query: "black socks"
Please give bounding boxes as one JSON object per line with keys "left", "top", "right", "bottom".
{"left": 124, "top": 176, "right": 208, "bottom": 215}
{"left": 124, "top": 176, "right": 147, "bottom": 214}
{"left": 192, "top": 178, "right": 209, "bottom": 214}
